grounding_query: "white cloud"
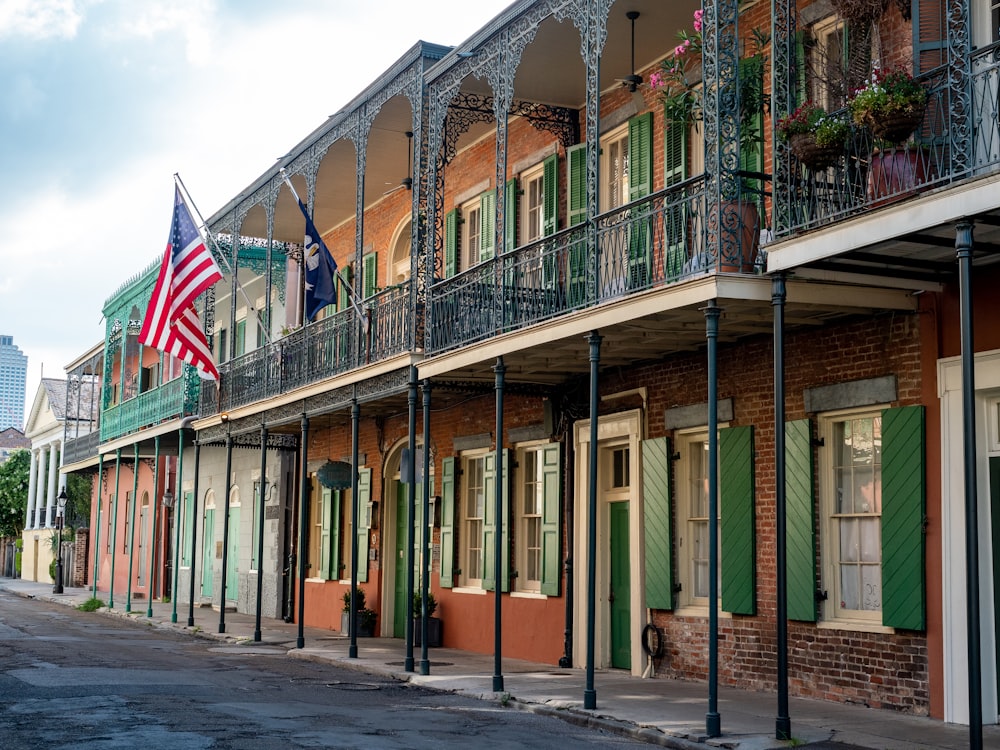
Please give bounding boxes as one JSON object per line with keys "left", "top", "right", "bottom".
{"left": 0, "top": 0, "right": 85, "bottom": 40}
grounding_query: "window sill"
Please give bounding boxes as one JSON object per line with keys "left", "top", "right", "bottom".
{"left": 672, "top": 605, "right": 733, "bottom": 619}
{"left": 451, "top": 586, "right": 487, "bottom": 595}
{"left": 816, "top": 619, "right": 895, "bottom": 635}
{"left": 510, "top": 591, "right": 546, "bottom": 600}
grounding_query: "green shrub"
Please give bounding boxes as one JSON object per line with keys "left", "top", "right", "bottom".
{"left": 77, "top": 598, "right": 105, "bottom": 612}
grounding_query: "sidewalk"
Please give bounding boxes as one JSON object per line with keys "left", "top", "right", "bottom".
{"left": 2, "top": 578, "right": 993, "bottom": 750}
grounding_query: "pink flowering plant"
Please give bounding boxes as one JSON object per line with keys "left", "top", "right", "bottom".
{"left": 776, "top": 101, "right": 849, "bottom": 147}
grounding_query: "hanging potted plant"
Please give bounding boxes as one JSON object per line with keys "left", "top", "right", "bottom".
{"left": 777, "top": 102, "right": 850, "bottom": 170}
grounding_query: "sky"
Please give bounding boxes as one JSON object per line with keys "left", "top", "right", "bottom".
{"left": 0, "top": 0, "right": 513, "bottom": 429}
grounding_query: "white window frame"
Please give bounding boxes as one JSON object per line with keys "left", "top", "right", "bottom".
{"left": 514, "top": 441, "right": 547, "bottom": 594}
{"left": 461, "top": 197, "right": 482, "bottom": 272}
{"left": 600, "top": 123, "right": 630, "bottom": 214}
{"left": 520, "top": 164, "right": 545, "bottom": 246}
{"left": 674, "top": 429, "right": 713, "bottom": 611}
{"left": 458, "top": 450, "right": 488, "bottom": 590}
{"left": 811, "top": 16, "right": 848, "bottom": 111}
{"left": 818, "top": 407, "right": 885, "bottom": 626}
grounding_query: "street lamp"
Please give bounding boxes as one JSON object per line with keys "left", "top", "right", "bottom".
{"left": 54, "top": 488, "right": 67, "bottom": 594}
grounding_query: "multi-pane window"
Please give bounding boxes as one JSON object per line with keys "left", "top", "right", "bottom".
{"left": 826, "top": 413, "right": 882, "bottom": 620}
{"left": 462, "top": 198, "right": 482, "bottom": 272}
{"left": 518, "top": 447, "right": 544, "bottom": 592}
{"left": 601, "top": 125, "right": 630, "bottom": 213}
{"left": 461, "top": 453, "right": 486, "bottom": 587}
{"left": 676, "top": 434, "right": 713, "bottom": 606}
{"left": 521, "top": 165, "right": 545, "bottom": 245}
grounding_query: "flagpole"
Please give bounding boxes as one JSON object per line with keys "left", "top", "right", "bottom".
{"left": 278, "top": 168, "right": 368, "bottom": 326}
{"left": 173, "top": 173, "right": 274, "bottom": 346}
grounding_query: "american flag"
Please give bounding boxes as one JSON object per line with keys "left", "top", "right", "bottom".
{"left": 139, "top": 186, "right": 223, "bottom": 380}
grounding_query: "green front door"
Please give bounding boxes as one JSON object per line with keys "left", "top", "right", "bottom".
{"left": 226, "top": 506, "right": 240, "bottom": 602}
{"left": 394, "top": 482, "right": 424, "bottom": 637}
{"left": 610, "top": 501, "right": 631, "bottom": 669}
{"left": 202, "top": 507, "right": 215, "bottom": 598}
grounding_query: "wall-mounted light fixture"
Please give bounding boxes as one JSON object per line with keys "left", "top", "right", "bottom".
{"left": 162, "top": 490, "right": 175, "bottom": 509}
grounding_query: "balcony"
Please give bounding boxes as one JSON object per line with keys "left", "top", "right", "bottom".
{"left": 429, "top": 173, "right": 768, "bottom": 355}
{"left": 201, "top": 281, "right": 414, "bottom": 416}
{"left": 100, "top": 374, "right": 196, "bottom": 443}
{"left": 775, "top": 44, "right": 1000, "bottom": 238}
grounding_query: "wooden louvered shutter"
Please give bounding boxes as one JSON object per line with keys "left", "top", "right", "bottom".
{"left": 912, "top": 0, "right": 946, "bottom": 74}
{"left": 444, "top": 209, "right": 459, "bottom": 278}
{"left": 720, "top": 425, "right": 756, "bottom": 615}
{"left": 505, "top": 178, "right": 518, "bottom": 253}
{"left": 542, "top": 153, "right": 558, "bottom": 237}
{"left": 439, "top": 457, "right": 456, "bottom": 588}
{"left": 482, "top": 449, "right": 510, "bottom": 592}
{"left": 786, "top": 419, "right": 817, "bottom": 622}
{"left": 627, "top": 113, "right": 653, "bottom": 289}
{"left": 880, "top": 405, "right": 925, "bottom": 630}
{"left": 642, "top": 437, "right": 674, "bottom": 610}
{"left": 566, "top": 143, "right": 587, "bottom": 226}
{"left": 479, "top": 191, "right": 496, "bottom": 262}
{"left": 539, "top": 443, "right": 562, "bottom": 596}
{"left": 319, "top": 488, "right": 334, "bottom": 580}
{"left": 663, "top": 119, "right": 688, "bottom": 280}
{"left": 362, "top": 252, "right": 378, "bottom": 298}
{"left": 356, "top": 468, "right": 371, "bottom": 583}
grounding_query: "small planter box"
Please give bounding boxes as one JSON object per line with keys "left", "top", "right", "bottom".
{"left": 341, "top": 611, "right": 376, "bottom": 638}
{"left": 412, "top": 617, "right": 442, "bottom": 647}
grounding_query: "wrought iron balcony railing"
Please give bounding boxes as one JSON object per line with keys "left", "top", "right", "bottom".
{"left": 63, "top": 430, "right": 100, "bottom": 466}
{"left": 429, "top": 173, "right": 767, "bottom": 355}
{"left": 100, "top": 375, "right": 193, "bottom": 442}
{"left": 776, "top": 48, "right": 1000, "bottom": 237}
{"left": 201, "top": 281, "right": 413, "bottom": 416}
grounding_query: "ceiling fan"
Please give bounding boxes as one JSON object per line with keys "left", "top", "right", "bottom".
{"left": 616, "top": 11, "right": 643, "bottom": 93}
{"left": 383, "top": 130, "right": 414, "bottom": 196}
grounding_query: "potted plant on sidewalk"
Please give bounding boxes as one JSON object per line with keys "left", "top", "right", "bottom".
{"left": 342, "top": 588, "right": 377, "bottom": 638}
{"left": 412, "top": 590, "right": 441, "bottom": 647}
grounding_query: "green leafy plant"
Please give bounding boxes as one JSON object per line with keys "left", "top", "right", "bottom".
{"left": 77, "top": 598, "right": 105, "bottom": 612}
{"left": 848, "top": 66, "right": 928, "bottom": 143}
{"left": 412, "top": 590, "right": 437, "bottom": 618}
{"left": 777, "top": 102, "right": 849, "bottom": 147}
{"left": 343, "top": 587, "right": 366, "bottom": 612}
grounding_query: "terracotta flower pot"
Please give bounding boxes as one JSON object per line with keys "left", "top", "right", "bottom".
{"left": 867, "top": 146, "right": 933, "bottom": 207}
{"left": 710, "top": 200, "right": 760, "bottom": 272}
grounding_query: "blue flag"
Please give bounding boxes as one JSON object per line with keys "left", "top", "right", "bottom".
{"left": 297, "top": 198, "right": 338, "bottom": 321}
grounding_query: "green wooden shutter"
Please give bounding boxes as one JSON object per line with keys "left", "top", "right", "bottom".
{"left": 362, "top": 252, "right": 378, "bottom": 298}
{"left": 480, "top": 191, "right": 496, "bottom": 261}
{"left": 881, "top": 405, "right": 925, "bottom": 630}
{"left": 794, "top": 31, "right": 808, "bottom": 107}
{"left": 356, "top": 468, "right": 372, "bottom": 584}
{"left": 913, "top": 0, "right": 946, "bottom": 74}
{"left": 540, "top": 443, "right": 562, "bottom": 596}
{"left": 738, "top": 57, "right": 764, "bottom": 197}
{"left": 628, "top": 112, "right": 653, "bottom": 201}
{"left": 785, "top": 419, "right": 816, "bottom": 622}
{"left": 482, "top": 449, "right": 510, "bottom": 592}
{"left": 542, "top": 153, "right": 558, "bottom": 237}
{"left": 566, "top": 143, "right": 587, "bottom": 226}
{"left": 720, "top": 425, "right": 756, "bottom": 615}
{"left": 440, "top": 457, "right": 456, "bottom": 588}
{"left": 663, "top": 119, "right": 688, "bottom": 280}
{"left": 319, "top": 488, "right": 333, "bottom": 580}
{"left": 642, "top": 437, "right": 674, "bottom": 610}
{"left": 337, "top": 265, "right": 352, "bottom": 311}
{"left": 331, "top": 490, "right": 342, "bottom": 579}
{"left": 444, "top": 209, "right": 459, "bottom": 278}
{"left": 505, "top": 178, "right": 518, "bottom": 253}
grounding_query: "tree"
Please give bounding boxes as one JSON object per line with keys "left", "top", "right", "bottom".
{"left": 65, "top": 473, "right": 92, "bottom": 529}
{"left": 0, "top": 449, "right": 30, "bottom": 538}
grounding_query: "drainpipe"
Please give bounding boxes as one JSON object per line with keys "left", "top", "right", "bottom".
{"left": 773, "top": 274, "right": 791, "bottom": 741}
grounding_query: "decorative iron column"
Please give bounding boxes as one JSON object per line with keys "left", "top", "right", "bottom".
{"left": 109, "top": 448, "right": 122, "bottom": 610}
{"left": 405, "top": 366, "right": 418, "bottom": 672}
{"left": 584, "top": 330, "right": 602, "bottom": 710}
{"left": 187, "top": 439, "right": 202, "bottom": 627}
{"left": 493, "top": 356, "right": 507, "bottom": 693}
{"left": 147, "top": 436, "right": 161, "bottom": 618}
{"left": 420, "top": 379, "right": 433, "bottom": 676}
{"left": 349, "top": 399, "right": 361, "bottom": 660}
{"left": 126, "top": 443, "right": 139, "bottom": 613}
{"left": 219, "top": 428, "right": 234, "bottom": 634}
{"left": 296, "top": 414, "right": 310, "bottom": 649}
{"left": 91, "top": 457, "right": 105, "bottom": 598}
{"left": 770, "top": 0, "right": 796, "bottom": 234}
{"left": 172, "top": 429, "right": 185, "bottom": 623}
{"left": 957, "top": 221, "right": 982, "bottom": 746}
{"left": 705, "top": 300, "right": 722, "bottom": 738}
{"left": 772, "top": 274, "right": 791, "bottom": 740}
{"left": 255, "top": 423, "right": 269, "bottom": 642}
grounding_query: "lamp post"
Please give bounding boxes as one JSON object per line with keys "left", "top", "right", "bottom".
{"left": 54, "top": 488, "right": 67, "bottom": 594}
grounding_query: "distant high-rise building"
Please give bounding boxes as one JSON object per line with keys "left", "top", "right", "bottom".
{"left": 0, "top": 335, "right": 27, "bottom": 430}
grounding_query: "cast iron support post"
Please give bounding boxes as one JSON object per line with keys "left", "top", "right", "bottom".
{"left": 296, "top": 414, "right": 310, "bottom": 649}
{"left": 349, "top": 399, "right": 361, "bottom": 659}
{"left": 405, "top": 366, "right": 418, "bottom": 672}
{"left": 110, "top": 448, "right": 122, "bottom": 610}
{"left": 91, "top": 455, "right": 104, "bottom": 599}
{"left": 187, "top": 440, "right": 202, "bottom": 627}
{"left": 584, "top": 331, "right": 602, "bottom": 710}
{"left": 126, "top": 443, "right": 140, "bottom": 613}
{"left": 772, "top": 274, "right": 791, "bottom": 740}
{"left": 172, "top": 427, "right": 186, "bottom": 623}
{"left": 219, "top": 429, "right": 234, "bottom": 634}
{"left": 420, "top": 378, "right": 433, "bottom": 676}
{"left": 957, "top": 221, "right": 983, "bottom": 747}
{"left": 493, "top": 357, "right": 506, "bottom": 693}
{"left": 53, "top": 512, "right": 64, "bottom": 594}
{"left": 705, "top": 301, "right": 722, "bottom": 738}
{"left": 148, "top": 436, "right": 161, "bottom": 617}
{"left": 254, "top": 423, "right": 269, "bottom": 642}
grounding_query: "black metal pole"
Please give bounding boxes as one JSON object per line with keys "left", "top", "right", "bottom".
{"left": 92, "top": 455, "right": 104, "bottom": 600}
{"left": 420, "top": 379, "right": 433, "bottom": 676}
{"left": 53, "top": 513, "right": 64, "bottom": 594}
{"left": 296, "top": 414, "right": 310, "bottom": 649}
{"left": 705, "top": 300, "right": 721, "bottom": 738}
{"left": 493, "top": 357, "right": 506, "bottom": 693}
{"left": 219, "top": 429, "right": 234, "bottom": 634}
{"left": 172, "top": 428, "right": 185, "bottom": 623}
{"left": 187, "top": 440, "right": 202, "bottom": 627}
{"left": 110, "top": 448, "right": 122, "bottom": 610}
{"left": 254, "top": 424, "right": 269, "bottom": 642}
{"left": 405, "top": 366, "right": 417, "bottom": 672}
{"left": 772, "top": 274, "right": 791, "bottom": 740}
{"left": 349, "top": 399, "right": 360, "bottom": 659}
{"left": 126, "top": 443, "right": 140, "bottom": 613}
{"left": 957, "top": 221, "right": 983, "bottom": 747}
{"left": 584, "top": 331, "right": 602, "bottom": 710}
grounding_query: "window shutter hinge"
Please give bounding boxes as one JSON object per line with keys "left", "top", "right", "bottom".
{"left": 815, "top": 589, "right": 828, "bottom": 602}
{"left": 811, "top": 437, "right": 825, "bottom": 447}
